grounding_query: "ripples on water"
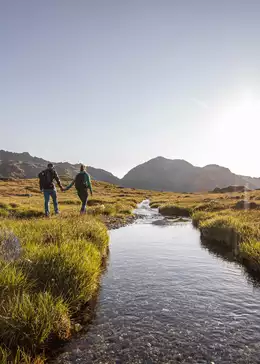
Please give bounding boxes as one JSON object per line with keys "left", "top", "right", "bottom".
{"left": 54, "top": 202, "right": 260, "bottom": 364}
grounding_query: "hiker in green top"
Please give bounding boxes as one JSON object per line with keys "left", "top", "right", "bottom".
{"left": 64, "top": 165, "right": 93, "bottom": 214}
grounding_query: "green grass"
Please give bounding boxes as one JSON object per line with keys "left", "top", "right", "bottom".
{"left": 0, "top": 178, "right": 155, "bottom": 362}
{"left": 193, "top": 210, "right": 260, "bottom": 242}
{"left": 59, "top": 199, "right": 80, "bottom": 205}
{"left": 20, "top": 240, "right": 102, "bottom": 311}
{"left": 192, "top": 209, "right": 260, "bottom": 270}
{"left": 0, "top": 180, "right": 156, "bottom": 364}
{"left": 2, "top": 177, "right": 260, "bottom": 361}
{"left": 0, "top": 292, "right": 71, "bottom": 351}
{"left": 159, "top": 204, "right": 192, "bottom": 217}
{"left": 0, "top": 261, "right": 30, "bottom": 303}
{"left": 0, "top": 215, "right": 109, "bottom": 361}
{"left": 239, "top": 240, "right": 260, "bottom": 273}
{"left": 0, "top": 346, "right": 45, "bottom": 364}
{"left": 0, "top": 203, "right": 43, "bottom": 219}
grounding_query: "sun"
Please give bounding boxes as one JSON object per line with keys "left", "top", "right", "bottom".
{"left": 214, "top": 91, "right": 260, "bottom": 133}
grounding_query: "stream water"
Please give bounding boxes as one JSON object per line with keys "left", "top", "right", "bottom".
{"left": 54, "top": 201, "right": 260, "bottom": 363}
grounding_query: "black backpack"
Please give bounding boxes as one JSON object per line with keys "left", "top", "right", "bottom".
{"left": 75, "top": 173, "right": 87, "bottom": 191}
{"left": 38, "top": 169, "right": 53, "bottom": 189}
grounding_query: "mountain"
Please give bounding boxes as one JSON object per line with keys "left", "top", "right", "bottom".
{"left": 0, "top": 150, "right": 120, "bottom": 185}
{"left": 121, "top": 157, "right": 196, "bottom": 191}
{"left": 121, "top": 157, "right": 260, "bottom": 192}
{"left": 1, "top": 150, "right": 260, "bottom": 192}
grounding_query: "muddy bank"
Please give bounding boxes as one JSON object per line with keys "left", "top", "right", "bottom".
{"left": 102, "top": 214, "right": 137, "bottom": 230}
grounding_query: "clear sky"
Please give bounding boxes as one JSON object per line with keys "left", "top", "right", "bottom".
{"left": 1, "top": 0, "right": 260, "bottom": 177}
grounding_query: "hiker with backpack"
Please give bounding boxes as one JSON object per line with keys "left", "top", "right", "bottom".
{"left": 38, "top": 163, "right": 64, "bottom": 216}
{"left": 63, "top": 165, "right": 93, "bottom": 214}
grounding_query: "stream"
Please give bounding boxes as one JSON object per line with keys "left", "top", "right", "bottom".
{"left": 54, "top": 200, "right": 260, "bottom": 363}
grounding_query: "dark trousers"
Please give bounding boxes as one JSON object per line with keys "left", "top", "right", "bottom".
{"left": 77, "top": 189, "right": 88, "bottom": 213}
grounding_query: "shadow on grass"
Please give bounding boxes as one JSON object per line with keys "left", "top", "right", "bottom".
{"left": 59, "top": 200, "right": 81, "bottom": 205}
{"left": 10, "top": 209, "right": 44, "bottom": 219}
{"left": 0, "top": 207, "right": 44, "bottom": 219}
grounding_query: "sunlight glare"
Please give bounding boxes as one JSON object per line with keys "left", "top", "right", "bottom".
{"left": 214, "top": 92, "right": 260, "bottom": 137}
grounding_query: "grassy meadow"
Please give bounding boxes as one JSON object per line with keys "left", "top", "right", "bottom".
{"left": 1, "top": 178, "right": 260, "bottom": 362}
{"left": 0, "top": 178, "right": 152, "bottom": 221}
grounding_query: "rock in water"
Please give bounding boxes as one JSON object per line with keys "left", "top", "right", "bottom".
{"left": 0, "top": 229, "right": 22, "bottom": 261}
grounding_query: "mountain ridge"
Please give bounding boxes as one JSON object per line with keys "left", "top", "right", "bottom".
{"left": 121, "top": 156, "right": 260, "bottom": 191}
{"left": 1, "top": 149, "right": 260, "bottom": 191}
{"left": 0, "top": 150, "right": 120, "bottom": 185}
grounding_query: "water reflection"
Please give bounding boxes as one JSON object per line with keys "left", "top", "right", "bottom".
{"left": 200, "top": 236, "right": 260, "bottom": 289}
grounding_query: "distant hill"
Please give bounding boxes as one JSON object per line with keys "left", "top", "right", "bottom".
{"left": 0, "top": 150, "right": 120, "bottom": 185}
{"left": 121, "top": 156, "right": 260, "bottom": 192}
{"left": 1, "top": 150, "right": 260, "bottom": 192}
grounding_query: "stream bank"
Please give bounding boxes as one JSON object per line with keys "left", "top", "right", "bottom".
{"left": 53, "top": 201, "right": 260, "bottom": 364}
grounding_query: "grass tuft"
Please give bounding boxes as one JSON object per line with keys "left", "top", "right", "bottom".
{"left": 20, "top": 240, "right": 101, "bottom": 311}
{"left": 0, "top": 292, "right": 70, "bottom": 352}
{"left": 159, "top": 204, "right": 192, "bottom": 217}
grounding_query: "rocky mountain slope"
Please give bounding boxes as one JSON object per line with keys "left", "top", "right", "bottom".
{"left": 1, "top": 150, "right": 260, "bottom": 191}
{"left": 0, "top": 150, "right": 120, "bottom": 185}
{"left": 121, "top": 157, "right": 260, "bottom": 191}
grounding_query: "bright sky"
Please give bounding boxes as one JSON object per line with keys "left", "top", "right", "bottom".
{"left": 1, "top": 0, "right": 260, "bottom": 177}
